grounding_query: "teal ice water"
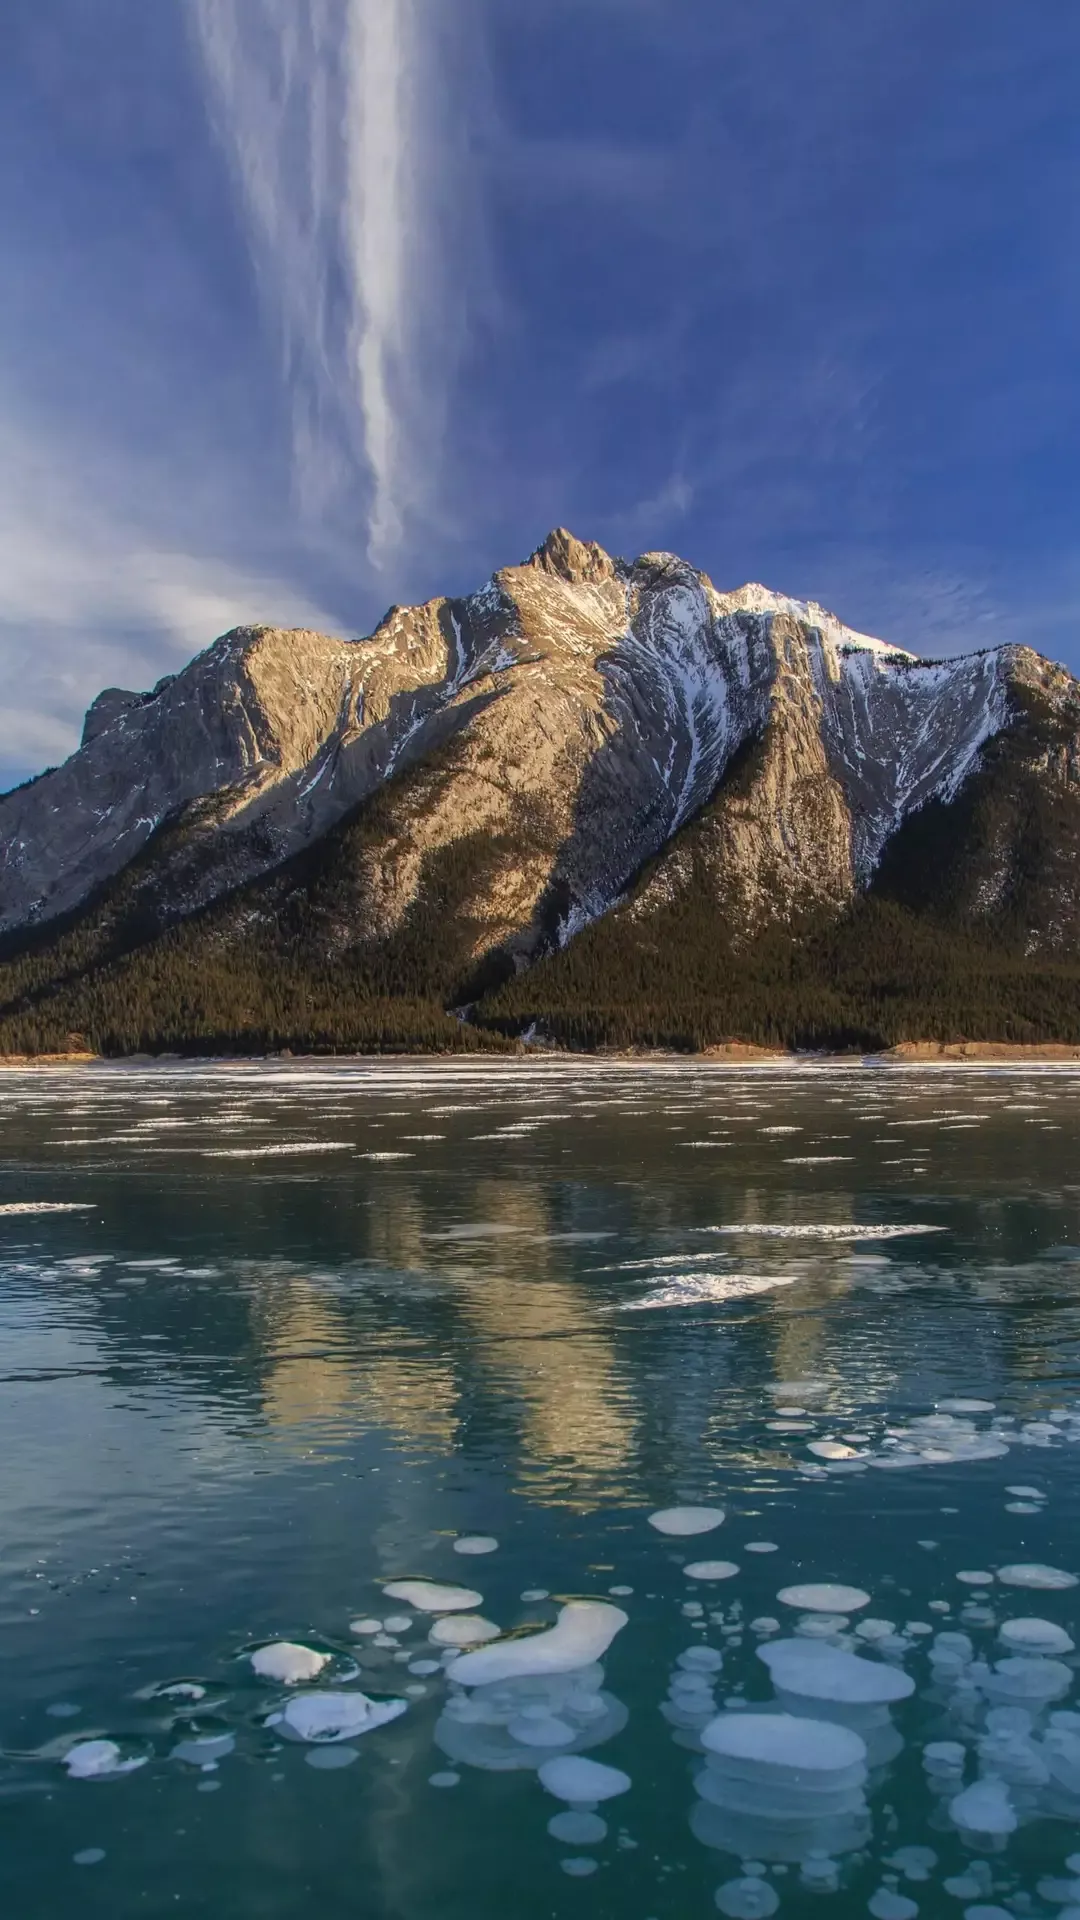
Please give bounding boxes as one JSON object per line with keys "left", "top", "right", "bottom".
{"left": 2, "top": 1059, "right": 1080, "bottom": 1920}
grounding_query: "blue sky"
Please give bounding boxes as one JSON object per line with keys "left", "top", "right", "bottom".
{"left": 2, "top": 0, "right": 1079, "bottom": 786}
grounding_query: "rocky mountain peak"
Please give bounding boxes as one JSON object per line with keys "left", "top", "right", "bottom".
{"left": 527, "top": 527, "right": 618, "bottom": 585}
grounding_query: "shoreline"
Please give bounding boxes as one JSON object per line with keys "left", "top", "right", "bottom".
{"left": 3, "top": 1040, "right": 1080, "bottom": 1069}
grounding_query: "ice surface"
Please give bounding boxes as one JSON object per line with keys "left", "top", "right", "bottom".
{"left": 281, "top": 1691, "right": 407, "bottom": 1742}
{"left": 382, "top": 1580, "right": 483, "bottom": 1612}
{"left": 251, "top": 1642, "right": 330, "bottom": 1685}
{"left": 449, "top": 1600, "right": 628, "bottom": 1685}
{"left": 649, "top": 1506, "right": 725, "bottom": 1535}
{"left": 777, "top": 1584, "right": 871, "bottom": 1613}
{"left": 538, "top": 1754, "right": 631, "bottom": 1802}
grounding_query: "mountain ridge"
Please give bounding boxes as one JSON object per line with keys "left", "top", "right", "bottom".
{"left": 1, "top": 528, "right": 1079, "bottom": 1055}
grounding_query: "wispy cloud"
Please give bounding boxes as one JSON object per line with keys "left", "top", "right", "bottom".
{"left": 0, "top": 410, "right": 342, "bottom": 785}
{"left": 190, "top": 0, "right": 486, "bottom": 570}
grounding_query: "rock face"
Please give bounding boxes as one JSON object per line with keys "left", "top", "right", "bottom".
{"left": 2, "top": 528, "right": 1080, "bottom": 1053}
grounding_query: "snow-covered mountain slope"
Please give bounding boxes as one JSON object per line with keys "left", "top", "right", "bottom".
{"left": 1, "top": 529, "right": 1077, "bottom": 990}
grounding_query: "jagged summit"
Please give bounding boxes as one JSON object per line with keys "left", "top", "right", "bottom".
{"left": 1, "top": 527, "right": 1079, "bottom": 1057}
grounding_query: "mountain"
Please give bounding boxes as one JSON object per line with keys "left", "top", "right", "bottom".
{"left": 2, "top": 527, "right": 1080, "bottom": 1056}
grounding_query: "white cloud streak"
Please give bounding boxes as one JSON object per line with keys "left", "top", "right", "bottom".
{"left": 191, "top": 0, "right": 473, "bottom": 570}
{"left": 0, "top": 411, "right": 342, "bottom": 781}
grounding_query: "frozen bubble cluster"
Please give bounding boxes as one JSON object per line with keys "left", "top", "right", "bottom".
{"left": 433, "top": 1603, "right": 629, "bottom": 1775}
{"left": 693, "top": 1711, "right": 871, "bottom": 1863}
{"left": 782, "top": 1395, "right": 1080, "bottom": 1478}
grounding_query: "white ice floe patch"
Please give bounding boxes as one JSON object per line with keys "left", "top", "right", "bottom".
{"left": 777, "top": 1584, "right": 870, "bottom": 1613}
{"left": 684, "top": 1561, "right": 740, "bottom": 1581}
{"left": 784, "top": 1155, "right": 854, "bottom": 1165}
{"left": 203, "top": 1142, "right": 353, "bottom": 1157}
{"left": 453, "top": 1535, "right": 498, "bottom": 1556}
{"left": 64, "top": 1739, "right": 146, "bottom": 1780}
{"left": 449, "top": 1600, "right": 627, "bottom": 1686}
{"left": 381, "top": 1580, "right": 482, "bottom": 1613}
{"left": 0, "top": 1201, "right": 95, "bottom": 1214}
{"left": 278, "top": 1691, "right": 407, "bottom": 1742}
{"left": 620, "top": 1273, "right": 797, "bottom": 1310}
{"left": 251, "top": 1642, "right": 330, "bottom": 1685}
{"left": 649, "top": 1506, "right": 725, "bottom": 1536}
{"left": 538, "top": 1754, "right": 631, "bottom": 1803}
{"left": 997, "top": 1563, "right": 1078, "bottom": 1590}
{"left": 697, "top": 1223, "right": 946, "bottom": 1241}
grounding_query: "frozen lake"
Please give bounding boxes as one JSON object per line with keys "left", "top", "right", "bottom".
{"left": 2, "top": 1058, "right": 1080, "bottom": 1918}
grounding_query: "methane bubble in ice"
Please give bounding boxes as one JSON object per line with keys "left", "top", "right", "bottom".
{"left": 867, "top": 1892, "right": 918, "bottom": 1920}
{"left": 435, "top": 1667, "right": 626, "bottom": 1772}
{"left": 64, "top": 1740, "right": 147, "bottom": 1780}
{"left": 685, "top": 1562, "right": 740, "bottom": 1581}
{"left": 429, "top": 1615, "right": 501, "bottom": 1648}
{"left": 998, "top": 1618, "right": 1074, "bottom": 1654}
{"left": 777, "top": 1584, "right": 870, "bottom": 1613}
{"left": 538, "top": 1755, "right": 631, "bottom": 1802}
{"left": 979, "top": 1655, "right": 1072, "bottom": 1706}
{"left": 758, "top": 1639, "right": 914, "bottom": 1715}
{"left": 382, "top": 1580, "right": 483, "bottom": 1613}
{"left": 281, "top": 1691, "right": 407, "bottom": 1742}
{"left": 714, "top": 1876, "right": 780, "bottom": 1917}
{"left": 949, "top": 1775, "right": 1017, "bottom": 1837}
{"left": 997, "top": 1563, "right": 1078, "bottom": 1590}
{"left": 449, "top": 1601, "right": 628, "bottom": 1685}
{"left": 695, "top": 1712, "right": 869, "bottom": 1864}
{"left": 548, "top": 1810, "right": 607, "bottom": 1844}
{"left": 350, "top": 1618, "right": 382, "bottom": 1636}
{"left": 649, "top": 1506, "right": 725, "bottom": 1536}
{"left": 453, "top": 1536, "right": 498, "bottom": 1555}
{"left": 251, "top": 1643, "right": 330, "bottom": 1685}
